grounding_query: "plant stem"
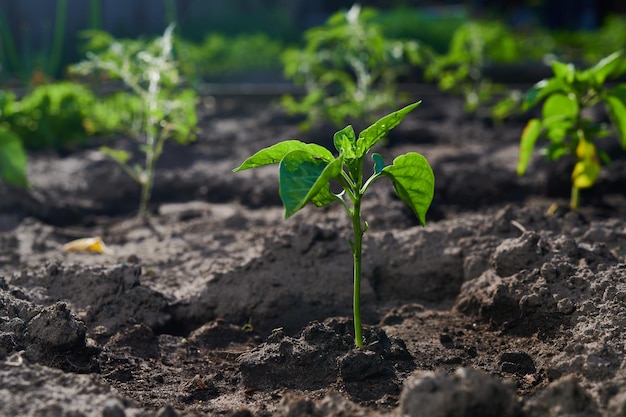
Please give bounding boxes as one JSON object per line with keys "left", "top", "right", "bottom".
{"left": 570, "top": 184, "right": 580, "bottom": 211}
{"left": 89, "top": 0, "right": 102, "bottom": 29}
{"left": 351, "top": 195, "right": 364, "bottom": 348}
{"left": 49, "top": 0, "right": 68, "bottom": 77}
{"left": 138, "top": 144, "right": 154, "bottom": 223}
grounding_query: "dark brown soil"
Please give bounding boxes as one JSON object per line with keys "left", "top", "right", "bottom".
{"left": 1, "top": 86, "right": 626, "bottom": 417}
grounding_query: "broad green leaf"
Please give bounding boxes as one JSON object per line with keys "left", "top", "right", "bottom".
{"left": 233, "top": 140, "right": 334, "bottom": 171}
{"left": 544, "top": 120, "right": 571, "bottom": 145}
{"left": 542, "top": 93, "right": 578, "bottom": 121}
{"left": 517, "top": 118, "right": 542, "bottom": 175}
{"left": 372, "top": 153, "right": 385, "bottom": 174}
{"left": 309, "top": 157, "right": 344, "bottom": 208}
{"left": 590, "top": 51, "right": 624, "bottom": 84}
{"left": 539, "top": 94, "right": 577, "bottom": 147}
{"left": 100, "top": 146, "right": 131, "bottom": 165}
{"left": 523, "top": 78, "right": 571, "bottom": 111}
{"left": 333, "top": 125, "right": 357, "bottom": 159}
{"left": 0, "top": 127, "right": 28, "bottom": 188}
{"left": 381, "top": 152, "right": 434, "bottom": 226}
{"left": 551, "top": 61, "right": 575, "bottom": 83}
{"left": 603, "top": 87, "right": 626, "bottom": 149}
{"left": 279, "top": 150, "right": 342, "bottom": 218}
{"left": 356, "top": 101, "right": 421, "bottom": 157}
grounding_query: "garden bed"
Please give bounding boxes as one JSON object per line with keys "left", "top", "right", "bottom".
{"left": 1, "top": 88, "right": 626, "bottom": 416}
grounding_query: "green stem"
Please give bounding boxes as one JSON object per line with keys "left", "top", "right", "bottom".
{"left": 570, "top": 184, "right": 580, "bottom": 211}
{"left": 351, "top": 195, "right": 364, "bottom": 348}
{"left": 570, "top": 128, "right": 585, "bottom": 211}
{"left": 139, "top": 135, "right": 157, "bottom": 223}
{"left": 164, "top": 0, "right": 177, "bottom": 23}
{"left": 0, "top": 12, "right": 20, "bottom": 76}
{"left": 49, "top": 0, "right": 68, "bottom": 77}
{"left": 348, "top": 159, "right": 365, "bottom": 348}
{"left": 89, "top": 0, "right": 102, "bottom": 29}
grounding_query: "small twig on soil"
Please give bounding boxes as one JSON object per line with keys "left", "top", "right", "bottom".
{"left": 510, "top": 220, "right": 527, "bottom": 234}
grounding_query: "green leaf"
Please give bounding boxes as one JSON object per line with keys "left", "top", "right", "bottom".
{"left": 356, "top": 101, "right": 421, "bottom": 157}
{"left": 372, "top": 153, "right": 385, "bottom": 174}
{"left": 100, "top": 146, "right": 131, "bottom": 165}
{"left": 0, "top": 127, "right": 28, "bottom": 188}
{"left": 333, "top": 125, "right": 357, "bottom": 159}
{"left": 604, "top": 86, "right": 626, "bottom": 149}
{"left": 233, "top": 140, "right": 334, "bottom": 171}
{"left": 279, "top": 150, "right": 342, "bottom": 218}
{"left": 589, "top": 51, "right": 624, "bottom": 84}
{"left": 539, "top": 94, "right": 577, "bottom": 144}
{"left": 542, "top": 93, "right": 578, "bottom": 121}
{"left": 381, "top": 152, "right": 434, "bottom": 226}
{"left": 551, "top": 61, "right": 575, "bottom": 83}
{"left": 523, "top": 78, "right": 571, "bottom": 111}
{"left": 333, "top": 126, "right": 356, "bottom": 159}
{"left": 517, "top": 118, "right": 542, "bottom": 176}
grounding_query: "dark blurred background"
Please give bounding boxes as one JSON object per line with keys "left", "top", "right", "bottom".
{"left": 1, "top": 0, "right": 625, "bottom": 80}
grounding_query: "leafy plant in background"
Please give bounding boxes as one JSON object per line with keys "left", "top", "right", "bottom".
{"left": 0, "top": 126, "right": 28, "bottom": 188}
{"left": 517, "top": 51, "right": 626, "bottom": 210}
{"left": 281, "top": 4, "right": 429, "bottom": 131}
{"left": 234, "top": 102, "right": 434, "bottom": 348}
{"left": 424, "top": 21, "right": 523, "bottom": 120}
{"left": 71, "top": 24, "right": 198, "bottom": 221}
{"left": 0, "top": 82, "right": 98, "bottom": 150}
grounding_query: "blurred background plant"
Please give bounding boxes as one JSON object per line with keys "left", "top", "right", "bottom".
{"left": 424, "top": 20, "right": 520, "bottom": 115}
{"left": 0, "top": 82, "right": 98, "bottom": 151}
{"left": 280, "top": 4, "right": 430, "bottom": 131}
{"left": 70, "top": 24, "right": 198, "bottom": 221}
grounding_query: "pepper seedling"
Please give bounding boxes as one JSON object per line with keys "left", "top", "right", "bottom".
{"left": 234, "top": 102, "right": 435, "bottom": 348}
{"left": 517, "top": 51, "right": 626, "bottom": 210}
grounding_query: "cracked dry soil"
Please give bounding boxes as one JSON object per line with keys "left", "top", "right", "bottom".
{"left": 1, "top": 88, "right": 626, "bottom": 417}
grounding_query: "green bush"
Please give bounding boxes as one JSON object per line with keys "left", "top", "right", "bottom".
{"left": 0, "top": 82, "right": 97, "bottom": 150}
{"left": 281, "top": 5, "right": 428, "bottom": 131}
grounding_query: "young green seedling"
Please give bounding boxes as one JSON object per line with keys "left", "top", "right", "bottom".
{"left": 517, "top": 51, "right": 626, "bottom": 209}
{"left": 234, "top": 102, "right": 435, "bottom": 348}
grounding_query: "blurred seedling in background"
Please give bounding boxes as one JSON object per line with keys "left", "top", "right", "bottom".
{"left": 281, "top": 4, "right": 428, "bottom": 131}
{"left": 71, "top": 24, "right": 198, "bottom": 222}
{"left": 517, "top": 51, "right": 626, "bottom": 210}
{"left": 234, "top": 102, "right": 434, "bottom": 348}
{"left": 424, "top": 20, "right": 524, "bottom": 122}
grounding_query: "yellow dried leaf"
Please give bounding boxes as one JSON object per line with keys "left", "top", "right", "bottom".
{"left": 62, "top": 237, "right": 113, "bottom": 254}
